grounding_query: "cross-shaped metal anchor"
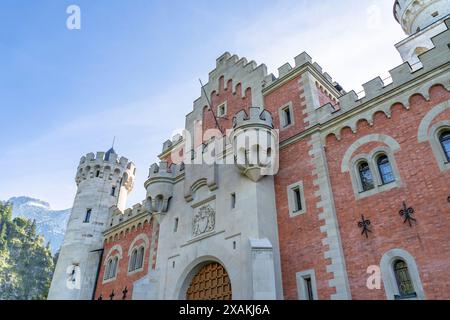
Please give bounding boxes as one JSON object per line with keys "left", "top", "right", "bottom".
{"left": 357, "top": 215, "right": 372, "bottom": 238}
{"left": 399, "top": 201, "right": 416, "bottom": 227}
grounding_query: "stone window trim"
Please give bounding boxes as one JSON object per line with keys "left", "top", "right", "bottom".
{"left": 287, "top": 181, "right": 307, "bottom": 217}
{"left": 296, "top": 269, "right": 318, "bottom": 300}
{"left": 127, "top": 245, "right": 146, "bottom": 275}
{"left": 349, "top": 146, "right": 402, "bottom": 200}
{"left": 380, "top": 248, "right": 426, "bottom": 300}
{"left": 216, "top": 102, "right": 227, "bottom": 118}
{"left": 278, "top": 101, "right": 295, "bottom": 130}
{"left": 428, "top": 121, "right": 450, "bottom": 172}
{"left": 102, "top": 245, "right": 123, "bottom": 284}
{"left": 127, "top": 234, "right": 149, "bottom": 275}
{"left": 103, "top": 255, "right": 120, "bottom": 284}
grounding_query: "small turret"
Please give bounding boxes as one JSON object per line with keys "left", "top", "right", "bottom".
{"left": 230, "top": 107, "right": 278, "bottom": 182}
{"left": 144, "top": 161, "right": 184, "bottom": 213}
{"left": 394, "top": 0, "right": 450, "bottom": 69}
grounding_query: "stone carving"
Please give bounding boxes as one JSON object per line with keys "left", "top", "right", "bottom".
{"left": 192, "top": 205, "right": 215, "bottom": 237}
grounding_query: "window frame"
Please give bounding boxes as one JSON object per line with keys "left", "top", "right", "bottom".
{"left": 83, "top": 208, "right": 92, "bottom": 223}
{"left": 380, "top": 248, "right": 425, "bottom": 300}
{"left": 216, "top": 102, "right": 227, "bottom": 118}
{"left": 104, "top": 256, "right": 119, "bottom": 281}
{"left": 440, "top": 130, "right": 450, "bottom": 162}
{"left": 278, "top": 102, "right": 295, "bottom": 130}
{"left": 349, "top": 147, "right": 402, "bottom": 199}
{"left": 287, "top": 181, "right": 306, "bottom": 217}
{"left": 428, "top": 122, "right": 450, "bottom": 172}
{"left": 127, "top": 244, "right": 146, "bottom": 275}
{"left": 375, "top": 154, "right": 396, "bottom": 185}
{"left": 393, "top": 259, "right": 417, "bottom": 299}
{"left": 296, "top": 269, "right": 318, "bottom": 300}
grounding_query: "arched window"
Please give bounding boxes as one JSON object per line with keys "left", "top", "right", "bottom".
{"left": 377, "top": 155, "right": 395, "bottom": 184}
{"left": 137, "top": 247, "right": 145, "bottom": 269}
{"left": 393, "top": 260, "right": 416, "bottom": 299}
{"left": 358, "top": 162, "right": 374, "bottom": 191}
{"left": 129, "top": 249, "right": 137, "bottom": 272}
{"left": 104, "top": 256, "right": 119, "bottom": 280}
{"left": 129, "top": 247, "right": 144, "bottom": 272}
{"left": 440, "top": 131, "right": 450, "bottom": 162}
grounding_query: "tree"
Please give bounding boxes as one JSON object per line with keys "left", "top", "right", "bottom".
{"left": 0, "top": 202, "right": 55, "bottom": 300}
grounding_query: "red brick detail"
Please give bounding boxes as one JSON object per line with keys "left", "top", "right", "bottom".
{"left": 274, "top": 139, "right": 336, "bottom": 299}
{"left": 202, "top": 76, "right": 252, "bottom": 137}
{"left": 316, "top": 82, "right": 339, "bottom": 110}
{"left": 324, "top": 85, "right": 450, "bottom": 299}
{"left": 94, "top": 218, "right": 155, "bottom": 300}
{"left": 264, "top": 75, "right": 307, "bottom": 142}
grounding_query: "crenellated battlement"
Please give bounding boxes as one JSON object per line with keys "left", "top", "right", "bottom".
{"left": 262, "top": 52, "right": 344, "bottom": 95}
{"left": 160, "top": 134, "right": 183, "bottom": 156}
{"left": 107, "top": 201, "right": 149, "bottom": 230}
{"left": 232, "top": 107, "right": 274, "bottom": 129}
{"left": 316, "top": 17, "right": 450, "bottom": 125}
{"left": 190, "top": 52, "right": 268, "bottom": 121}
{"left": 75, "top": 149, "right": 136, "bottom": 190}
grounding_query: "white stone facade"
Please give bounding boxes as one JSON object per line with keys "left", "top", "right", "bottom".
{"left": 48, "top": 150, "right": 135, "bottom": 300}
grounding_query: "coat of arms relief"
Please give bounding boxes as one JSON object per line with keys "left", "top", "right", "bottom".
{"left": 192, "top": 205, "right": 215, "bottom": 237}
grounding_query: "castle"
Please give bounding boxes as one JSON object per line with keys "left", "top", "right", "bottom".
{"left": 48, "top": 0, "right": 450, "bottom": 300}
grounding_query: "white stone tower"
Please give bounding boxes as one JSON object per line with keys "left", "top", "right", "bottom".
{"left": 48, "top": 148, "right": 135, "bottom": 300}
{"left": 394, "top": 0, "right": 450, "bottom": 69}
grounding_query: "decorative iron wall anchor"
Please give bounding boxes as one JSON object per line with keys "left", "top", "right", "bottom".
{"left": 122, "top": 287, "right": 128, "bottom": 300}
{"left": 358, "top": 215, "right": 372, "bottom": 238}
{"left": 399, "top": 201, "right": 416, "bottom": 227}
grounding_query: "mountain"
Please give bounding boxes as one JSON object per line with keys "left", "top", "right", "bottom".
{"left": 6, "top": 197, "right": 70, "bottom": 254}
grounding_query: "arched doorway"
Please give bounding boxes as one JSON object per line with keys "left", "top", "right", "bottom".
{"left": 186, "top": 262, "right": 232, "bottom": 300}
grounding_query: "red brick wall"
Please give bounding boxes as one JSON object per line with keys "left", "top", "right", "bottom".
{"left": 94, "top": 218, "right": 155, "bottom": 300}
{"left": 324, "top": 85, "right": 450, "bottom": 299}
{"left": 202, "top": 76, "right": 252, "bottom": 137}
{"left": 265, "top": 74, "right": 335, "bottom": 299}
{"left": 316, "top": 82, "right": 340, "bottom": 111}
{"left": 275, "top": 139, "right": 336, "bottom": 299}
{"left": 264, "top": 75, "right": 307, "bottom": 142}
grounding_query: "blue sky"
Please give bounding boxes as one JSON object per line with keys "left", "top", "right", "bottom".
{"left": 0, "top": 0, "right": 406, "bottom": 209}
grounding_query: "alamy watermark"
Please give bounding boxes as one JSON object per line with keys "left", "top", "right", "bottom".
{"left": 66, "top": 5, "right": 81, "bottom": 30}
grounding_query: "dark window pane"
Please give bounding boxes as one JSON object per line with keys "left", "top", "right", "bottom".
{"left": 394, "top": 260, "right": 415, "bottom": 297}
{"left": 305, "top": 277, "right": 314, "bottom": 300}
{"left": 84, "top": 209, "right": 92, "bottom": 223}
{"left": 284, "top": 108, "right": 292, "bottom": 126}
{"left": 293, "top": 187, "right": 302, "bottom": 212}
{"left": 440, "top": 131, "right": 450, "bottom": 161}
{"left": 359, "top": 162, "right": 374, "bottom": 191}
{"left": 377, "top": 155, "right": 395, "bottom": 184}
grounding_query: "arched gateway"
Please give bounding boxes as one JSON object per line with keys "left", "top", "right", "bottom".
{"left": 186, "top": 262, "right": 232, "bottom": 300}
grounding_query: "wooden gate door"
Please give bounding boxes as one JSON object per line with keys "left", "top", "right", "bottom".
{"left": 186, "top": 262, "right": 232, "bottom": 300}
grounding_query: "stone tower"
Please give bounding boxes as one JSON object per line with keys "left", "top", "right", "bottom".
{"left": 48, "top": 148, "right": 135, "bottom": 300}
{"left": 394, "top": 0, "right": 450, "bottom": 69}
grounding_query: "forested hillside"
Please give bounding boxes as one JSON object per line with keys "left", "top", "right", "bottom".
{"left": 0, "top": 202, "right": 55, "bottom": 300}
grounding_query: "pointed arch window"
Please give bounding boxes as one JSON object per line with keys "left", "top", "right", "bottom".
{"left": 358, "top": 162, "right": 374, "bottom": 191}
{"left": 128, "top": 246, "right": 145, "bottom": 272}
{"left": 129, "top": 249, "right": 137, "bottom": 272}
{"left": 104, "top": 256, "right": 119, "bottom": 280}
{"left": 440, "top": 131, "right": 450, "bottom": 162}
{"left": 393, "top": 260, "right": 416, "bottom": 299}
{"left": 377, "top": 155, "right": 395, "bottom": 184}
{"left": 137, "top": 247, "right": 145, "bottom": 269}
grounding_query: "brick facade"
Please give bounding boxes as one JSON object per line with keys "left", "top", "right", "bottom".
{"left": 94, "top": 216, "right": 156, "bottom": 300}
{"left": 85, "top": 14, "right": 450, "bottom": 301}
